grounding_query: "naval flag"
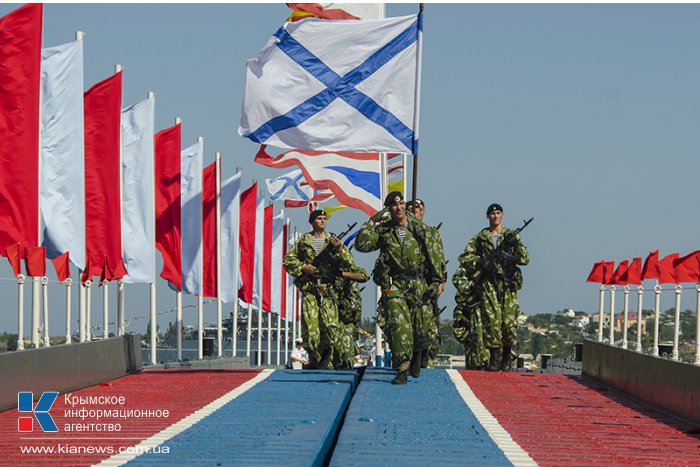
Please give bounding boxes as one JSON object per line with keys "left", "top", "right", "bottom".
{"left": 255, "top": 145, "right": 381, "bottom": 216}
{"left": 239, "top": 13, "right": 422, "bottom": 153}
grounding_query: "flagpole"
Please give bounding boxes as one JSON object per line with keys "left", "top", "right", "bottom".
{"left": 411, "top": 3, "right": 424, "bottom": 202}
{"left": 246, "top": 302, "right": 252, "bottom": 358}
{"left": 292, "top": 227, "right": 297, "bottom": 344}
{"left": 168, "top": 115, "right": 183, "bottom": 365}
{"left": 232, "top": 166, "right": 241, "bottom": 358}
{"left": 102, "top": 280, "right": 109, "bottom": 339}
{"left": 216, "top": 151, "right": 223, "bottom": 357}
{"left": 32, "top": 276, "right": 40, "bottom": 347}
{"left": 79, "top": 274, "right": 85, "bottom": 342}
{"left": 17, "top": 274, "right": 25, "bottom": 350}
{"left": 41, "top": 276, "right": 49, "bottom": 346}
{"left": 85, "top": 279, "right": 92, "bottom": 340}
{"left": 65, "top": 278, "right": 72, "bottom": 344}
{"left": 376, "top": 153, "right": 387, "bottom": 366}
{"left": 115, "top": 63, "right": 124, "bottom": 339}
{"left": 198, "top": 135, "right": 205, "bottom": 360}
{"left": 284, "top": 217, "right": 290, "bottom": 365}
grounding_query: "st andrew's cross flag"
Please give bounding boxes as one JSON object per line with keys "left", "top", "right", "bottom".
{"left": 239, "top": 13, "right": 422, "bottom": 153}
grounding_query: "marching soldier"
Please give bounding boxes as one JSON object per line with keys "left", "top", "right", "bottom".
{"left": 453, "top": 203, "right": 529, "bottom": 371}
{"left": 406, "top": 199, "right": 447, "bottom": 368}
{"left": 355, "top": 192, "right": 443, "bottom": 384}
{"left": 283, "top": 209, "right": 367, "bottom": 369}
{"left": 334, "top": 268, "right": 368, "bottom": 369}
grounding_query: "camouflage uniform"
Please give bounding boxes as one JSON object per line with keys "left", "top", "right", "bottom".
{"left": 355, "top": 216, "right": 443, "bottom": 374}
{"left": 283, "top": 232, "right": 364, "bottom": 369}
{"left": 424, "top": 225, "right": 447, "bottom": 364}
{"left": 333, "top": 266, "right": 369, "bottom": 369}
{"left": 454, "top": 227, "right": 528, "bottom": 368}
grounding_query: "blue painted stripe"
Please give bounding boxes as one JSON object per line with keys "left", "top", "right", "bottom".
{"left": 247, "top": 18, "right": 419, "bottom": 152}
{"left": 330, "top": 369, "right": 511, "bottom": 466}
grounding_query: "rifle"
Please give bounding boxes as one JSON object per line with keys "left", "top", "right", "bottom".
{"left": 462, "top": 217, "right": 534, "bottom": 308}
{"left": 296, "top": 222, "right": 357, "bottom": 288}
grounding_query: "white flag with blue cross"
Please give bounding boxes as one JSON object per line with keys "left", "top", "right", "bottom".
{"left": 239, "top": 13, "right": 422, "bottom": 154}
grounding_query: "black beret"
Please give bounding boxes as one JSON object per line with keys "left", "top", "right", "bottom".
{"left": 486, "top": 203, "right": 503, "bottom": 214}
{"left": 406, "top": 198, "right": 424, "bottom": 210}
{"left": 383, "top": 191, "right": 404, "bottom": 207}
{"left": 308, "top": 209, "right": 327, "bottom": 223}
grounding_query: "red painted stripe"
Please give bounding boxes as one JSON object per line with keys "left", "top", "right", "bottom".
{"left": 459, "top": 371, "right": 700, "bottom": 466}
{"left": 0, "top": 369, "right": 261, "bottom": 466}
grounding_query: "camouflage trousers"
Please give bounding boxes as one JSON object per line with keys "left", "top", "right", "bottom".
{"left": 300, "top": 291, "right": 341, "bottom": 369}
{"left": 426, "top": 308, "right": 440, "bottom": 361}
{"left": 453, "top": 303, "right": 489, "bottom": 370}
{"left": 479, "top": 279, "right": 521, "bottom": 350}
{"left": 382, "top": 279, "right": 432, "bottom": 372}
{"left": 334, "top": 322, "right": 358, "bottom": 370}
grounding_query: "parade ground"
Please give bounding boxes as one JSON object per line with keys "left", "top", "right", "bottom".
{"left": 2, "top": 366, "right": 698, "bottom": 466}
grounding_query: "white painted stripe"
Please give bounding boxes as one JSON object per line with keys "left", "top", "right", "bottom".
{"left": 97, "top": 369, "right": 274, "bottom": 466}
{"left": 446, "top": 369, "right": 538, "bottom": 467}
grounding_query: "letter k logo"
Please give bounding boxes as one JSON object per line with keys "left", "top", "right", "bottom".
{"left": 18, "top": 392, "right": 59, "bottom": 432}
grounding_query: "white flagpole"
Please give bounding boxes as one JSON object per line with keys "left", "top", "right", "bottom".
{"left": 284, "top": 217, "right": 290, "bottom": 365}
{"left": 114, "top": 63, "right": 123, "bottom": 339}
{"left": 375, "top": 153, "right": 387, "bottom": 365}
{"left": 147, "top": 91, "right": 158, "bottom": 361}
{"left": 292, "top": 227, "right": 297, "bottom": 343}
{"left": 197, "top": 135, "right": 204, "bottom": 360}
{"left": 85, "top": 279, "right": 92, "bottom": 340}
{"left": 176, "top": 290, "right": 182, "bottom": 361}
{"left": 232, "top": 166, "right": 241, "bottom": 358}
{"left": 636, "top": 285, "right": 643, "bottom": 352}
{"left": 65, "top": 278, "right": 72, "bottom": 344}
{"left": 32, "top": 277, "right": 40, "bottom": 347}
{"left": 410, "top": 4, "right": 424, "bottom": 202}
{"left": 267, "top": 309, "right": 271, "bottom": 365}
{"left": 216, "top": 151, "right": 222, "bottom": 357}
{"left": 103, "top": 279, "right": 109, "bottom": 339}
{"left": 246, "top": 302, "right": 252, "bottom": 358}
{"left": 17, "top": 274, "right": 26, "bottom": 350}
{"left": 41, "top": 276, "right": 50, "bottom": 346}
{"left": 198, "top": 294, "right": 204, "bottom": 359}
{"left": 257, "top": 304, "right": 262, "bottom": 366}
{"left": 118, "top": 279, "right": 124, "bottom": 336}
{"left": 79, "top": 275, "right": 86, "bottom": 342}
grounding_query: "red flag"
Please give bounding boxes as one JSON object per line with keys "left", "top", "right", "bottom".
{"left": 84, "top": 71, "right": 124, "bottom": 281}
{"left": 641, "top": 250, "right": 659, "bottom": 281}
{"left": 0, "top": 4, "right": 42, "bottom": 255}
{"left": 155, "top": 124, "right": 182, "bottom": 290}
{"left": 610, "top": 260, "right": 629, "bottom": 286}
{"left": 286, "top": 3, "right": 359, "bottom": 21}
{"left": 602, "top": 261, "right": 615, "bottom": 285}
{"left": 673, "top": 251, "right": 700, "bottom": 284}
{"left": 658, "top": 253, "right": 679, "bottom": 284}
{"left": 24, "top": 245, "right": 45, "bottom": 277}
{"left": 238, "top": 182, "right": 257, "bottom": 303}
{"left": 586, "top": 261, "right": 606, "bottom": 283}
{"left": 622, "top": 257, "right": 642, "bottom": 285}
{"left": 281, "top": 222, "right": 288, "bottom": 319}
{"left": 98, "top": 257, "right": 128, "bottom": 284}
{"left": 202, "top": 163, "right": 217, "bottom": 298}
{"left": 262, "top": 205, "right": 273, "bottom": 312}
{"left": 52, "top": 252, "right": 71, "bottom": 282}
{"left": 5, "top": 243, "right": 23, "bottom": 277}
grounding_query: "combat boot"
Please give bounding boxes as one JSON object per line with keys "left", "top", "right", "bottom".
{"left": 500, "top": 345, "right": 513, "bottom": 372}
{"left": 409, "top": 351, "right": 422, "bottom": 378}
{"left": 486, "top": 348, "right": 501, "bottom": 372}
{"left": 391, "top": 370, "right": 408, "bottom": 385}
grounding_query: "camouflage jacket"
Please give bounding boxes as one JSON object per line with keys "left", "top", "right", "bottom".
{"left": 283, "top": 232, "right": 365, "bottom": 294}
{"left": 457, "top": 227, "right": 529, "bottom": 290}
{"left": 355, "top": 216, "right": 443, "bottom": 290}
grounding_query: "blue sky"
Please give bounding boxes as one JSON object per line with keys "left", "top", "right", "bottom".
{"left": 1, "top": 3, "right": 699, "bottom": 336}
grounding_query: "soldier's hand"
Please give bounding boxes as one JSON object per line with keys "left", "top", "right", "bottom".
{"left": 330, "top": 236, "right": 343, "bottom": 250}
{"left": 437, "top": 283, "right": 445, "bottom": 296}
{"left": 503, "top": 231, "right": 518, "bottom": 248}
{"left": 370, "top": 207, "right": 388, "bottom": 223}
{"left": 301, "top": 264, "right": 317, "bottom": 275}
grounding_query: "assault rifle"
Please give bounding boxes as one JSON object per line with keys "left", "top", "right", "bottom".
{"left": 295, "top": 222, "right": 357, "bottom": 288}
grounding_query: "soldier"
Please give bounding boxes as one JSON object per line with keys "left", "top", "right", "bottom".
{"left": 334, "top": 265, "right": 368, "bottom": 369}
{"left": 283, "top": 209, "right": 367, "bottom": 369}
{"left": 454, "top": 203, "right": 529, "bottom": 371}
{"left": 355, "top": 191, "right": 443, "bottom": 384}
{"left": 406, "top": 199, "right": 447, "bottom": 368}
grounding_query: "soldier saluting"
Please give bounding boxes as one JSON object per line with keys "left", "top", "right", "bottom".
{"left": 453, "top": 203, "right": 530, "bottom": 371}
{"left": 283, "top": 209, "right": 367, "bottom": 369}
{"left": 355, "top": 192, "right": 443, "bottom": 384}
